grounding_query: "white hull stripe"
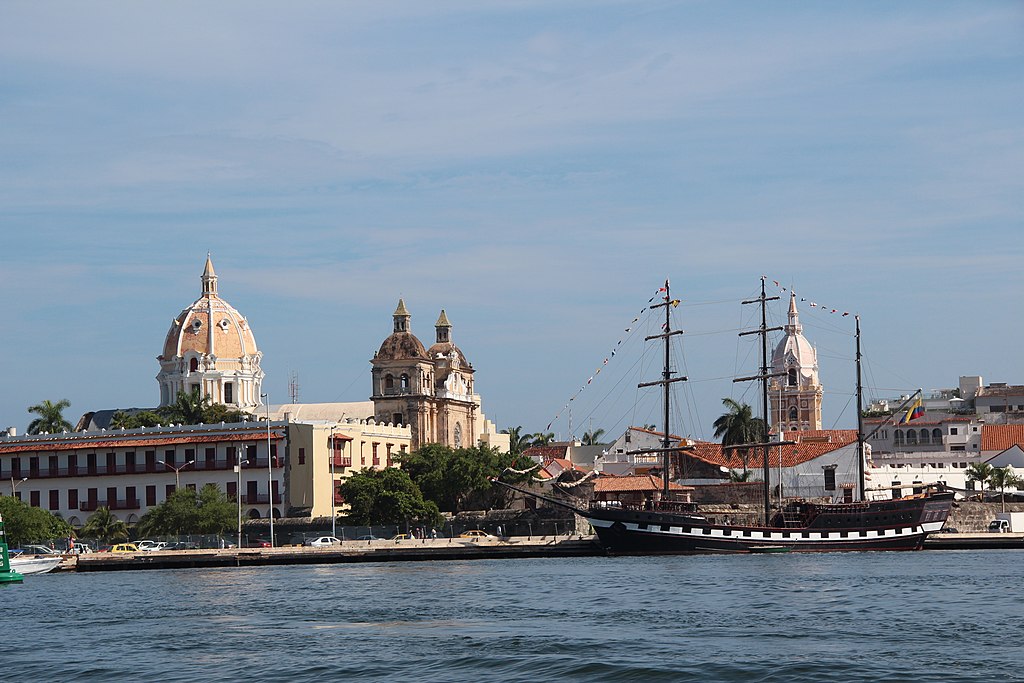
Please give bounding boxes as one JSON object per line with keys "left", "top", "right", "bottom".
{"left": 588, "top": 516, "right": 939, "bottom": 542}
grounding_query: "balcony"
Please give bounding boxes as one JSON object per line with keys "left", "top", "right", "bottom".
{"left": 1, "top": 458, "right": 283, "bottom": 481}
{"left": 239, "top": 493, "right": 283, "bottom": 505}
{"left": 78, "top": 498, "right": 141, "bottom": 512}
{"left": 332, "top": 455, "right": 352, "bottom": 468}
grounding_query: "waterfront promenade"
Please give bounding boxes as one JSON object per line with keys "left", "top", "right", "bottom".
{"left": 55, "top": 531, "right": 1024, "bottom": 572}
{"left": 71, "top": 535, "right": 601, "bottom": 572}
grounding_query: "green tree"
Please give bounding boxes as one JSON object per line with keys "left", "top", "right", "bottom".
{"left": 712, "top": 398, "right": 767, "bottom": 475}
{"left": 27, "top": 398, "right": 73, "bottom": 435}
{"left": 401, "top": 443, "right": 533, "bottom": 513}
{"left": 988, "top": 467, "right": 1023, "bottom": 513}
{"left": 965, "top": 462, "right": 994, "bottom": 501}
{"left": 501, "top": 425, "right": 533, "bottom": 457}
{"left": 0, "top": 496, "right": 71, "bottom": 547}
{"left": 160, "top": 388, "right": 211, "bottom": 425}
{"left": 582, "top": 428, "right": 606, "bottom": 446}
{"left": 338, "top": 468, "right": 441, "bottom": 526}
{"left": 110, "top": 410, "right": 165, "bottom": 429}
{"left": 80, "top": 507, "right": 129, "bottom": 544}
{"left": 530, "top": 432, "right": 555, "bottom": 447}
{"left": 727, "top": 469, "right": 753, "bottom": 482}
{"left": 155, "top": 388, "right": 254, "bottom": 427}
{"left": 136, "top": 485, "right": 236, "bottom": 536}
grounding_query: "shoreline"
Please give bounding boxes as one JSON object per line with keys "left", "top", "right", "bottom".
{"left": 46, "top": 531, "right": 1024, "bottom": 573}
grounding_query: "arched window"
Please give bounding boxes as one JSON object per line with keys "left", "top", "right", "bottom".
{"left": 906, "top": 430, "right": 917, "bottom": 445}
{"left": 400, "top": 374, "right": 410, "bottom": 390}
{"left": 919, "top": 429, "right": 929, "bottom": 444}
{"left": 894, "top": 430, "right": 904, "bottom": 446}
{"left": 788, "top": 407, "right": 798, "bottom": 421}
{"left": 454, "top": 423, "right": 463, "bottom": 449}
{"left": 788, "top": 368, "right": 797, "bottom": 387}
{"left": 384, "top": 375, "right": 394, "bottom": 389}
{"left": 189, "top": 357, "right": 199, "bottom": 372}
{"left": 932, "top": 428, "right": 942, "bottom": 442}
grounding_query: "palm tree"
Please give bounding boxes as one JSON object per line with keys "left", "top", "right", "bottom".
{"left": 530, "top": 432, "right": 555, "bottom": 447}
{"left": 988, "top": 467, "right": 1023, "bottom": 513}
{"left": 80, "top": 507, "right": 129, "bottom": 544}
{"left": 501, "top": 426, "right": 533, "bottom": 456}
{"left": 27, "top": 399, "right": 73, "bottom": 434}
{"left": 582, "top": 428, "right": 606, "bottom": 446}
{"left": 160, "top": 388, "right": 212, "bottom": 425}
{"left": 712, "top": 398, "right": 767, "bottom": 474}
{"left": 965, "top": 462, "right": 994, "bottom": 501}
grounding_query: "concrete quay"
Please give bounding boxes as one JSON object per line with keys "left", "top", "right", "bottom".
{"left": 71, "top": 535, "right": 603, "bottom": 572}
{"left": 922, "top": 532, "right": 1024, "bottom": 551}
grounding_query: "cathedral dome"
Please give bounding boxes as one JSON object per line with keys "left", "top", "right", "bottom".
{"left": 156, "top": 256, "right": 263, "bottom": 408}
{"left": 374, "top": 299, "right": 428, "bottom": 361}
{"left": 376, "top": 333, "right": 428, "bottom": 361}
{"left": 771, "top": 293, "right": 818, "bottom": 379}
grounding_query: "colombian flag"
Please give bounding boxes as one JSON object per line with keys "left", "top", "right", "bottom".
{"left": 898, "top": 397, "right": 924, "bottom": 424}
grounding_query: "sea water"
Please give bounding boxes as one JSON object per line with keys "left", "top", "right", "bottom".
{"left": 4, "top": 550, "right": 1022, "bottom": 682}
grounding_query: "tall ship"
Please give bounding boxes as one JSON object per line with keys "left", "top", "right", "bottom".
{"left": 500, "top": 279, "right": 954, "bottom": 553}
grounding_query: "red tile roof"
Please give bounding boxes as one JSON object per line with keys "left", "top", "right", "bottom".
{"left": 544, "top": 458, "right": 576, "bottom": 470}
{"left": 0, "top": 430, "right": 284, "bottom": 455}
{"left": 595, "top": 474, "right": 692, "bottom": 493}
{"left": 523, "top": 445, "right": 570, "bottom": 461}
{"left": 687, "top": 429, "right": 858, "bottom": 469}
{"left": 981, "top": 424, "right": 1024, "bottom": 452}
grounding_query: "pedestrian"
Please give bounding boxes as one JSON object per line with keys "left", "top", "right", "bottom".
{"left": 430, "top": 527, "right": 437, "bottom": 539}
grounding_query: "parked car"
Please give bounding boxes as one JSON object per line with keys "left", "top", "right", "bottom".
{"left": 71, "top": 542, "right": 93, "bottom": 554}
{"left": 163, "top": 541, "right": 200, "bottom": 551}
{"left": 136, "top": 540, "right": 164, "bottom": 551}
{"left": 390, "top": 533, "right": 413, "bottom": 540}
{"left": 246, "top": 538, "right": 272, "bottom": 548}
{"left": 304, "top": 536, "right": 342, "bottom": 547}
{"left": 355, "top": 535, "right": 380, "bottom": 541}
{"left": 936, "top": 527, "right": 959, "bottom": 534}
{"left": 109, "top": 543, "right": 140, "bottom": 553}
{"left": 459, "top": 530, "right": 497, "bottom": 540}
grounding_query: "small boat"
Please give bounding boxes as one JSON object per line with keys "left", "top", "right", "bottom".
{"left": 9, "top": 552, "right": 63, "bottom": 575}
{"left": 498, "top": 278, "right": 954, "bottom": 554}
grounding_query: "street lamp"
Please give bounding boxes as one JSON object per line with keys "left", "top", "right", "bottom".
{"left": 158, "top": 460, "right": 194, "bottom": 489}
{"left": 235, "top": 457, "right": 249, "bottom": 549}
{"left": 10, "top": 477, "right": 27, "bottom": 497}
{"left": 330, "top": 432, "right": 336, "bottom": 539}
{"left": 261, "top": 393, "right": 274, "bottom": 548}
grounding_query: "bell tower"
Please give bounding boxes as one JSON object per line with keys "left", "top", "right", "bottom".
{"left": 769, "top": 293, "right": 823, "bottom": 432}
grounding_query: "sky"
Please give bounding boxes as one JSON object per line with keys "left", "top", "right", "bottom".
{"left": 1, "top": 1, "right": 1022, "bottom": 442}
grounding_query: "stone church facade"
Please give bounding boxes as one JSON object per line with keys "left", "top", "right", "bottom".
{"left": 370, "top": 301, "right": 480, "bottom": 451}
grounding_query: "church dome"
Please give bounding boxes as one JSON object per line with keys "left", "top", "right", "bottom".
{"left": 374, "top": 299, "right": 428, "bottom": 361}
{"left": 376, "top": 333, "right": 428, "bottom": 361}
{"left": 771, "top": 293, "right": 818, "bottom": 380}
{"left": 156, "top": 256, "right": 263, "bottom": 408}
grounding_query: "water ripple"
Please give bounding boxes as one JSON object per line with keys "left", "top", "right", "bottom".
{"left": 4, "top": 552, "right": 1024, "bottom": 681}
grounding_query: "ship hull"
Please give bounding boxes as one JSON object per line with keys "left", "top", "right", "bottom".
{"left": 584, "top": 492, "right": 955, "bottom": 555}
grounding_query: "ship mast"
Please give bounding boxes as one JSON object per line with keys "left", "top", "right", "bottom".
{"left": 640, "top": 279, "right": 687, "bottom": 499}
{"left": 736, "top": 277, "right": 785, "bottom": 523}
{"left": 855, "top": 315, "right": 865, "bottom": 502}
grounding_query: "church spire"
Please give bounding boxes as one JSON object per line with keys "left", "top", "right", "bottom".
{"left": 393, "top": 298, "right": 411, "bottom": 333}
{"left": 201, "top": 253, "right": 218, "bottom": 296}
{"left": 785, "top": 292, "right": 801, "bottom": 334}
{"left": 435, "top": 309, "right": 451, "bottom": 343}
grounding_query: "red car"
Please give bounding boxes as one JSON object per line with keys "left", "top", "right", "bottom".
{"left": 246, "top": 538, "right": 272, "bottom": 548}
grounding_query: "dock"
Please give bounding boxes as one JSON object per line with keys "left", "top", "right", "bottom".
{"left": 71, "top": 536, "right": 603, "bottom": 572}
